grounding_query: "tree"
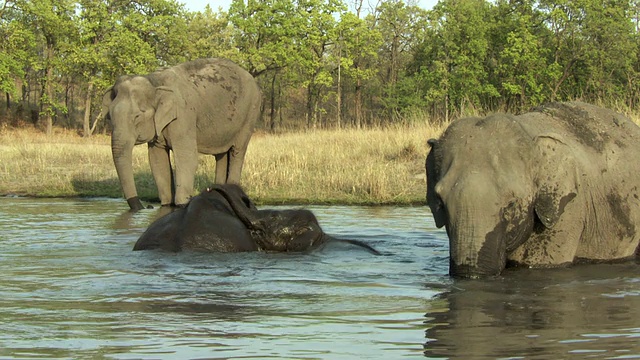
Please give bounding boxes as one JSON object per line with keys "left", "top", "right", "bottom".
{"left": 229, "top": 0, "right": 307, "bottom": 129}
{"left": 497, "top": 10, "right": 549, "bottom": 110}
{"left": 374, "top": 0, "right": 427, "bottom": 117}
{"left": 410, "top": 0, "right": 497, "bottom": 120}
{"left": 228, "top": 0, "right": 302, "bottom": 77}
{"left": 537, "top": 0, "right": 588, "bottom": 102}
{"left": 334, "top": 8, "right": 381, "bottom": 127}
{"left": 71, "top": 0, "right": 188, "bottom": 136}
{"left": 19, "top": 0, "right": 75, "bottom": 134}
{"left": 0, "top": 0, "right": 35, "bottom": 112}
{"left": 580, "top": 0, "right": 637, "bottom": 105}
{"left": 295, "top": 0, "right": 345, "bottom": 128}
{"left": 185, "top": 5, "right": 237, "bottom": 60}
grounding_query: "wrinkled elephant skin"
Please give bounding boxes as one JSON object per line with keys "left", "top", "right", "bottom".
{"left": 103, "top": 58, "right": 262, "bottom": 211}
{"left": 426, "top": 102, "right": 640, "bottom": 278}
{"left": 134, "top": 184, "right": 380, "bottom": 255}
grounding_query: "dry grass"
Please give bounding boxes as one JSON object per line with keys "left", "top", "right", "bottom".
{"left": 236, "top": 122, "right": 443, "bottom": 204}
{"left": 0, "top": 121, "right": 446, "bottom": 205}
{"left": 2, "top": 108, "right": 638, "bottom": 205}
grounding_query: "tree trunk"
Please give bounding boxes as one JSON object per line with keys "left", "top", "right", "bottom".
{"left": 269, "top": 71, "right": 277, "bottom": 131}
{"left": 43, "top": 43, "right": 54, "bottom": 135}
{"left": 83, "top": 82, "right": 94, "bottom": 137}
{"left": 336, "top": 46, "right": 342, "bottom": 129}
{"left": 353, "top": 0, "right": 363, "bottom": 129}
{"left": 306, "top": 82, "right": 316, "bottom": 129}
{"left": 355, "top": 77, "right": 362, "bottom": 129}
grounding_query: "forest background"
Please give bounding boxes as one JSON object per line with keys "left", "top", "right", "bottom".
{"left": 2, "top": 0, "right": 640, "bottom": 135}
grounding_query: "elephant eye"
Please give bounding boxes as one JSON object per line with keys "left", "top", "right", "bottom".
{"left": 501, "top": 200, "right": 519, "bottom": 219}
{"left": 435, "top": 195, "right": 446, "bottom": 212}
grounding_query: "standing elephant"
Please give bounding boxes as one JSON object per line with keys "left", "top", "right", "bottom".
{"left": 134, "top": 184, "right": 380, "bottom": 254}
{"left": 426, "top": 102, "right": 640, "bottom": 278}
{"left": 103, "top": 58, "right": 261, "bottom": 211}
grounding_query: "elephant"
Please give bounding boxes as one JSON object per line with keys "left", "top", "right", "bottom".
{"left": 133, "top": 184, "right": 380, "bottom": 254}
{"left": 426, "top": 101, "right": 640, "bottom": 278}
{"left": 102, "top": 58, "right": 262, "bottom": 211}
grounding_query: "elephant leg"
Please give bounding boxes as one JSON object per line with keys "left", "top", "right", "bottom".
{"left": 148, "top": 144, "right": 174, "bottom": 206}
{"left": 509, "top": 202, "right": 584, "bottom": 266}
{"left": 215, "top": 152, "right": 229, "bottom": 184}
{"left": 172, "top": 141, "right": 198, "bottom": 207}
{"left": 227, "top": 130, "right": 253, "bottom": 184}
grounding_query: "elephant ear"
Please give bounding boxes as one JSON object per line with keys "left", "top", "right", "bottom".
{"left": 426, "top": 139, "right": 447, "bottom": 228}
{"left": 101, "top": 86, "right": 114, "bottom": 121}
{"left": 533, "top": 133, "right": 578, "bottom": 229}
{"left": 153, "top": 86, "right": 182, "bottom": 134}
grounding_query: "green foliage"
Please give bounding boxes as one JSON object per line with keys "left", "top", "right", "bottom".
{"left": 185, "top": 5, "right": 237, "bottom": 60}
{"left": 228, "top": 0, "right": 303, "bottom": 76}
{"left": 3, "top": 0, "right": 640, "bottom": 132}
{"left": 0, "top": 19, "right": 34, "bottom": 95}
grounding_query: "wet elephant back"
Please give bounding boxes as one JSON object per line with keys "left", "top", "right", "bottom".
{"left": 532, "top": 101, "right": 640, "bottom": 152}
{"left": 179, "top": 193, "right": 258, "bottom": 252}
{"left": 133, "top": 210, "right": 185, "bottom": 251}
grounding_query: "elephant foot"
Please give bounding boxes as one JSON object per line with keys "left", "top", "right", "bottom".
{"left": 127, "top": 196, "right": 146, "bottom": 211}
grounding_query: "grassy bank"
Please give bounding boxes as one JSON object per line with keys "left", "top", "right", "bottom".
{"left": 0, "top": 122, "right": 445, "bottom": 205}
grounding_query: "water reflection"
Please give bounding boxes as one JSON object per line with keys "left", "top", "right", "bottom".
{"left": 1, "top": 198, "right": 639, "bottom": 359}
{"left": 424, "top": 264, "right": 640, "bottom": 358}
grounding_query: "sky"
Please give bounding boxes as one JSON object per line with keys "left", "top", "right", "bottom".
{"left": 180, "top": 0, "right": 439, "bottom": 13}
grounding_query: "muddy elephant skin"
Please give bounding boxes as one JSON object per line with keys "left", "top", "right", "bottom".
{"left": 426, "top": 102, "right": 640, "bottom": 278}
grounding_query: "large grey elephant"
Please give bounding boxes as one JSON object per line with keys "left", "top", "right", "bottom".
{"left": 426, "top": 101, "right": 640, "bottom": 278}
{"left": 103, "top": 58, "right": 261, "bottom": 211}
{"left": 134, "top": 184, "right": 380, "bottom": 254}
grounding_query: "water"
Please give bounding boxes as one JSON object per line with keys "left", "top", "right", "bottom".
{"left": 0, "top": 198, "right": 639, "bottom": 359}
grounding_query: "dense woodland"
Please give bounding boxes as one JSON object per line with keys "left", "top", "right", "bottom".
{"left": 1, "top": 0, "right": 640, "bottom": 134}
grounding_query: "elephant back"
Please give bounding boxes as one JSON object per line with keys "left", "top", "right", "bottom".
{"left": 173, "top": 58, "right": 260, "bottom": 154}
{"left": 531, "top": 101, "right": 640, "bottom": 154}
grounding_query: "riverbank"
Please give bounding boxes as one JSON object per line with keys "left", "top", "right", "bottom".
{"left": 0, "top": 122, "right": 444, "bottom": 205}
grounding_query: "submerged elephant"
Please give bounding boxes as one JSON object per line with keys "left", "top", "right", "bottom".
{"left": 103, "top": 58, "right": 261, "bottom": 211}
{"left": 426, "top": 101, "right": 640, "bottom": 278}
{"left": 134, "top": 184, "right": 380, "bottom": 254}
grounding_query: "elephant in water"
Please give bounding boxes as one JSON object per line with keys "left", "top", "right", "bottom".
{"left": 134, "top": 184, "right": 380, "bottom": 255}
{"left": 102, "top": 58, "right": 261, "bottom": 211}
{"left": 426, "top": 101, "right": 640, "bottom": 278}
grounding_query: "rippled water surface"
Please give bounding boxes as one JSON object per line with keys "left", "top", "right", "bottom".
{"left": 1, "top": 198, "right": 639, "bottom": 359}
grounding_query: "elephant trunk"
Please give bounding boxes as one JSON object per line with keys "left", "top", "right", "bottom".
{"left": 438, "top": 175, "right": 507, "bottom": 278}
{"left": 212, "top": 185, "right": 262, "bottom": 230}
{"left": 112, "top": 137, "right": 144, "bottom": 211}
{"left": 445, "top": 194, "right": 508, "bottom": 278}
{"left": 448, "top": 223, "right": 506, "bottom": 278}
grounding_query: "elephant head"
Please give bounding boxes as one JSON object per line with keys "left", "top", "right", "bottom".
{"left": 102, "top": 75, "right": 183, "bottom": 210}
{"left": 210, "top": 184, "right": 328, "bottom": 251}
{"left": 426, "top": 114, "right": 578, "bottom": 278}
